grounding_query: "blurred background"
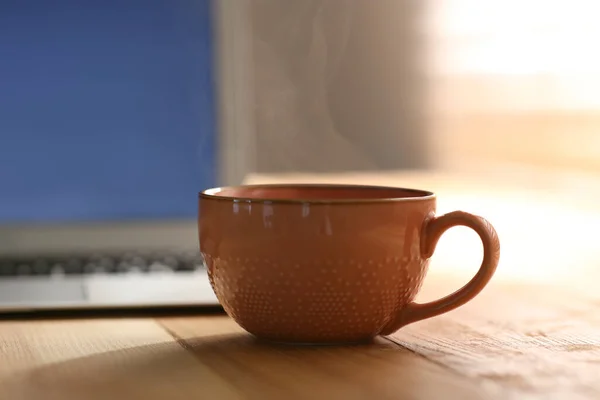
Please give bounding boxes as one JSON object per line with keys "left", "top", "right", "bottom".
{"left": 1, "top": 0, "right": 599, "bottom": 311}
{"left": 248, "top": 0, "right": 600, "bottom": 176}
{"left": 245, "top": 0, "right": 600, "bottom": 289}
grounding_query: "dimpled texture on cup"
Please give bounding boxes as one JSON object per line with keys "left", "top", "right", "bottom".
{"left": 199, "top": 185, "right": 436, "bottom": 344}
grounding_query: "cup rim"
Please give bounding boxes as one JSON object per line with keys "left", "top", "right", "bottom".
{"left": 199, "top": 183, "right": 436, "bottom": 204}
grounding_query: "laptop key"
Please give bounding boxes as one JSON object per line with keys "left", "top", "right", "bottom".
{"left": 175, "top": 259, "right": 197, "bottom": 271}
{"left": 148, "top": 262, "right": 171, "bottom": 273}
{"left": 0, "top": 261, "right": 16, "bottom": 276}
{"left": 63, "top": 259, "right": 83, "bottom": 274}
{"left": 162, "top": 255, "right": 179, "bottom": 269}
{"left": 32, "top": 259, "right": 51, "bottom": 275}
{"left": 130, "top": 256, "right": 147, "bottom": 269}
{"left": 98, "top": 257, "right": 116, "bottom": 272}
{"left": 116, "top": 261, "right": 132, "bottom": 273}
{"left": 0, "top": 251, "right": 205, "bottom": 277}
{"left": 16, "top": 264, "right": 32, "bottom": 275}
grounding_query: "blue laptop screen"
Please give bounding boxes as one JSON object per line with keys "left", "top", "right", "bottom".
{"left": 0, "top": 0, "right": 217, "bottom": 224}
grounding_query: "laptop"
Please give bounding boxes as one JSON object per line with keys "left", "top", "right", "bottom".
{"left": 0, "top": 225, "right": 219, "bottom": 312}
{"left": 0, "top": 0, "right": 254, "bottom": 313}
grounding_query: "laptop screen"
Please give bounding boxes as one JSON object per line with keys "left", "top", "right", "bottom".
{"left": 0, "top": 0, "right": 216, "bottom": 225}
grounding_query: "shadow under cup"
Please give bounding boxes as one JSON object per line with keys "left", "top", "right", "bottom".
{"left": 199, "top": 184, "right": 500, "bottom": 345}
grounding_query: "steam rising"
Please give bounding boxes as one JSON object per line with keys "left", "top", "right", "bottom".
{"left": 252, "top": 0, "right": 377, "bottom": 172}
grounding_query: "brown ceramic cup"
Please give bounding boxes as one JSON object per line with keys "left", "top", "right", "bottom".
{"left": 199, "top": 184, "right": 500, "bottom": 344}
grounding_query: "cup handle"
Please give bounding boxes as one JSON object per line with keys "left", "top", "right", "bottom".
{"left": 381, "top": 211, "right": 500, "bottom": 335}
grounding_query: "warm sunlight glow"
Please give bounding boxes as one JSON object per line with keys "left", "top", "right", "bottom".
{"left": 427, "top": 0, "right": 600, "bottom": 109}
{"left": 245, "top": 171, "right": 600, "bottom": 287}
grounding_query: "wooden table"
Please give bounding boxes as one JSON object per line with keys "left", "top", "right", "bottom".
{"left": 2, "top": 170, "right": 599, "bottom": 399}
{"left": 1, "top": 278, "right": 598, "bottom": 400}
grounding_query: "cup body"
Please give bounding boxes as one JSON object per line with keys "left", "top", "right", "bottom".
{"left": 199, "top": 184, "right": 436, "bottom": 344}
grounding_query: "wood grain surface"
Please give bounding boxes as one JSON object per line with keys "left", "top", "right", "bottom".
{"left": 0, "top": 278, "right": 597, "bottom": 400}
{"left": 390, "top": 279, "right": 600, "bottom": 400}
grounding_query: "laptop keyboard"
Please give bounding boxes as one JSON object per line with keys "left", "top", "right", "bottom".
{"left": 0, "top": 251, "right": 205, "bottom": 277}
